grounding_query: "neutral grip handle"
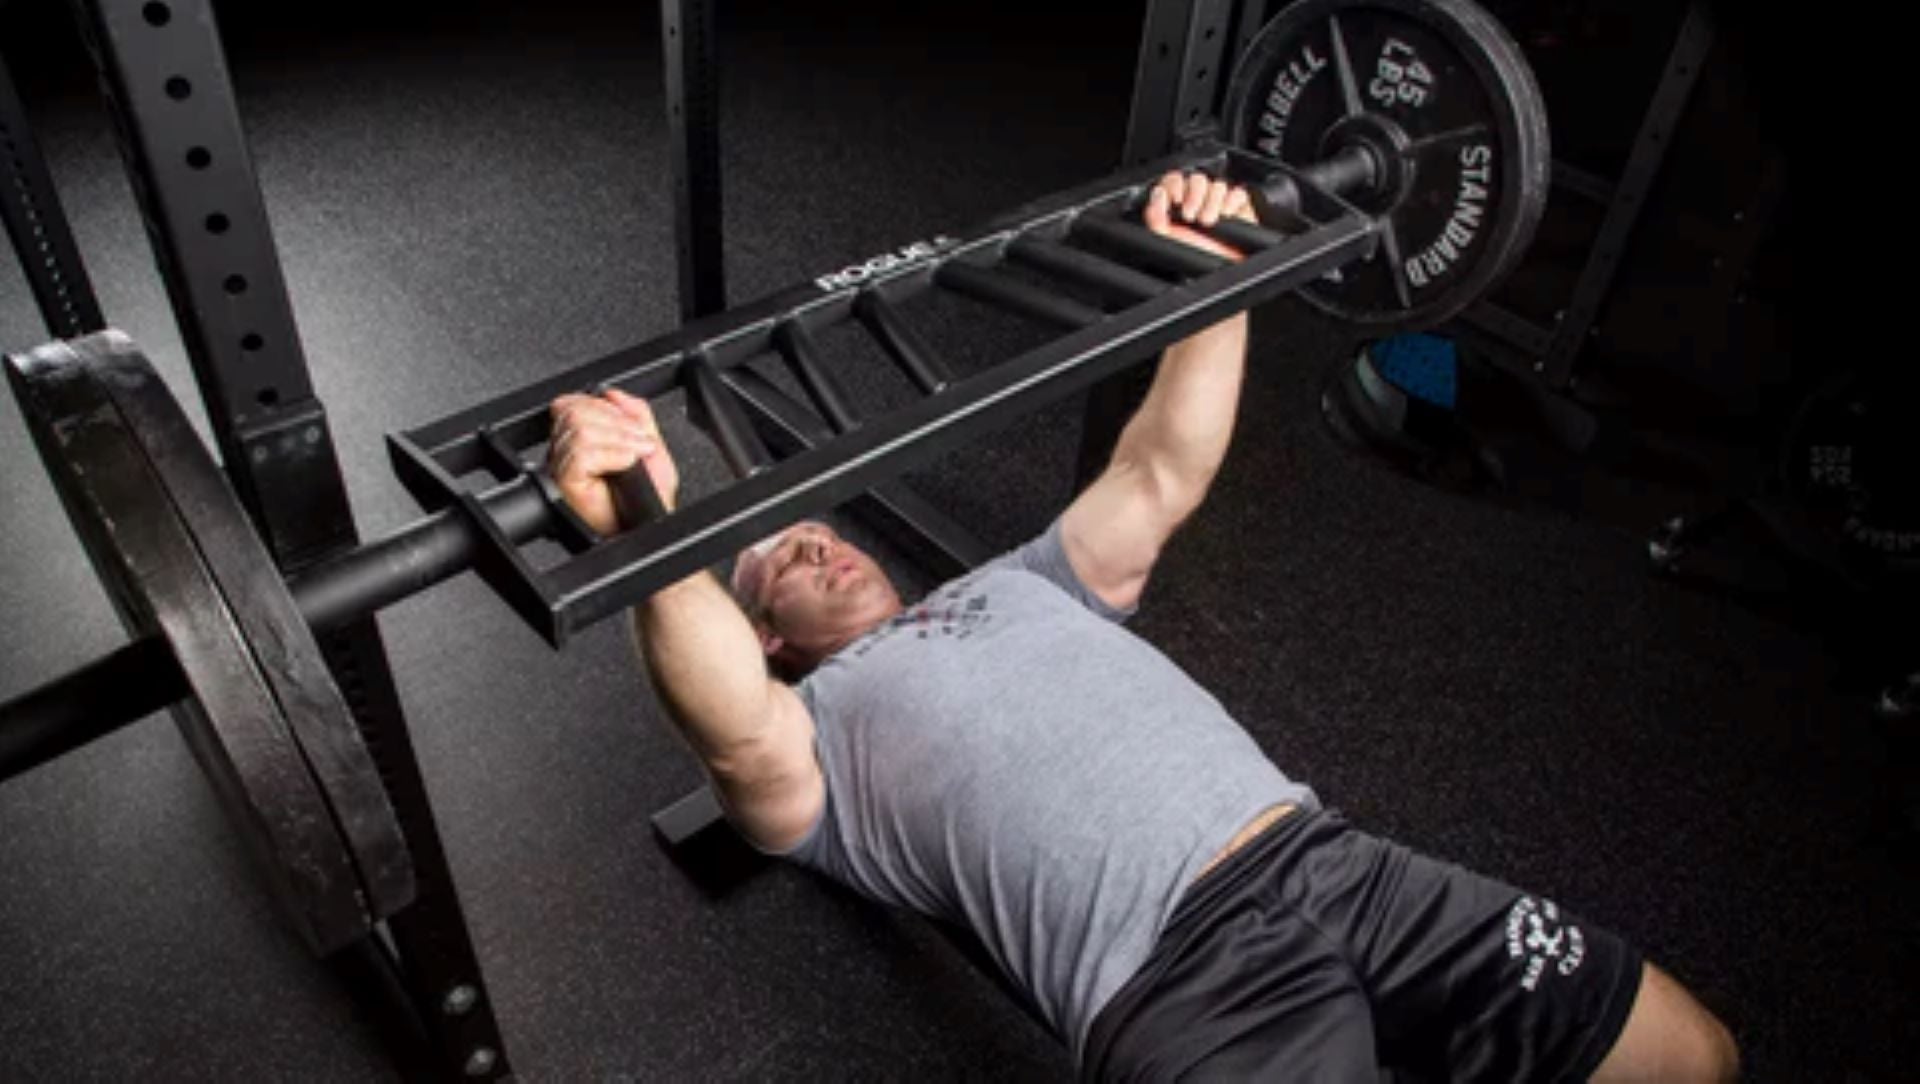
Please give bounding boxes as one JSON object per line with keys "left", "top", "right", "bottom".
{"left": 609, "top": 464, "right": 668, "bottom": 531}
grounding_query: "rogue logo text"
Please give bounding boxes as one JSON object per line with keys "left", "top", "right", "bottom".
{"left": 815, "top": 238, "right": 958, "bottom": 292}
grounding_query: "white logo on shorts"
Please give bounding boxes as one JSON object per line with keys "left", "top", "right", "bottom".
{"left": 1504, "top": 896, "right": 1587, "bottom": 992}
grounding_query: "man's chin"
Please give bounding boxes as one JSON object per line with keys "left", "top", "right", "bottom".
{"left": 840, "top": 587, "right": 897, "bottom": 627}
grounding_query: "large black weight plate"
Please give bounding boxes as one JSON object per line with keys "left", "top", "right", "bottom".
{"left": 1783, "top": 371, "right": 1920, "bottom": 579}
{"left": 6, "top": 333, "right": 402, "bottom": 955}
{"left": 89, "top": 337, "right": 416, "bottom": 922}
{"left": 1224, "top": 0, "right": 1548, "bottom": 329}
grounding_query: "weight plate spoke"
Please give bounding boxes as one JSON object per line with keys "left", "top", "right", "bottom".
{"left": 1408, "top": 123, "right": 1489, "bottom": 151}
{"left": 1378, "top": 218, "right": 1414, "bottom": 310}
{"left": 1226, "top": 0, "right": 1548, "bottom": 330}
{"left": 1328, "top": 15, "right": 1365, "bottom": 119}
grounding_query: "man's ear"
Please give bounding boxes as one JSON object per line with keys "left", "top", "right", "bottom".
{"left": 757, "top": 626, "right": 783, "bottom": 657}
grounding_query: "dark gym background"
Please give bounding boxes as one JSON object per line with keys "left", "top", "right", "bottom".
{"left": 0, "top": 1, "right": 1888, "bottom": 1080}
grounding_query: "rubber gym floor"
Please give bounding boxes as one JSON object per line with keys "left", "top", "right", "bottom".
{"left": 0, "top": 2, "right": 1890, "bottom": 1080}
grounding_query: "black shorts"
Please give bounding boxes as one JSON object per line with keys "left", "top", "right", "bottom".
{"left": 1082, "top": 810, "right": 1643, "bottom": 1082}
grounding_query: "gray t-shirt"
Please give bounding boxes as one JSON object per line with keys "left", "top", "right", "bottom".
{"left": 784, "top": 520, "right": 1318, "bottom": 1058}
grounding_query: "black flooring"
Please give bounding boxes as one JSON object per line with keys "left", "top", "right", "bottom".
{"left": 0, "top": 2, "right": 1900, "bottom": 1081}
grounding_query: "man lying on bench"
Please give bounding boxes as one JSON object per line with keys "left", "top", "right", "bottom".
{"left": 546, "top": 171, "right": 1737, "bottom": 1082}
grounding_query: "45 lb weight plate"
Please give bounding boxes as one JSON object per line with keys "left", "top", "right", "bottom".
{"left": 1226, "top": 0, "right": 1550, "bottom": 329}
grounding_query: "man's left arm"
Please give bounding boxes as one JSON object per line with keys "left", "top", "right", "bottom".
{"left": 1060, "top": 172, "right": 1253, "bottom": 612}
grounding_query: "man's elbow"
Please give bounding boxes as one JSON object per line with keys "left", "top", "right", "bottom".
{"left": 701, "top": 694, "right": 811, "bottom": 786}
{"left": 1137, "top": 454, "right": 1214, "bottom": 528}
{"left": 699, "top": 737, "right": 778, "bottom": 792}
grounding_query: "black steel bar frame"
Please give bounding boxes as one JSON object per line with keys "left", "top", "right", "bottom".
{"left": 388, "top": 141, "right": 1374, "bottom": 648}
{"left": 60, "top": 0, "right": 509, "bottom": 1077}
{"left": 1458, "top": 1, "right": 1714, "bottom": 386}
{"left": 0, "top": 49, "right": 105, "bottom": 340}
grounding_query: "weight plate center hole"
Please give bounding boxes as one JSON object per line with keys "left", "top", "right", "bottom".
{"left": 1319, "top": 114, "right": 1414, "bottom": 215}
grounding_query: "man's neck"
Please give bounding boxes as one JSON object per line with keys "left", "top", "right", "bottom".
{"left": 790, "top": 602, "right": 906, "bottom": 678}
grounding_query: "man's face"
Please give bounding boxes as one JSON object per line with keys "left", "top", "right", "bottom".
{"left": 746, "top": 522, "right": 902, "bottom": 663}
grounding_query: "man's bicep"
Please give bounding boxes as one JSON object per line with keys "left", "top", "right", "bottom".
{"left": 710, "top": 681, "right": 826, "bottom": 853}
{"left": 1059, "top": 459, "right": 1179, "bottom": 614}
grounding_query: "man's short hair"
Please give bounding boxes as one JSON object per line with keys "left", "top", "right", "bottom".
{"left": 729, "top": 522, "right": 814, "bottom": 619}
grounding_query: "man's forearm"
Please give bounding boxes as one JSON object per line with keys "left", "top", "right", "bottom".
{"left": 1110, "top": 312, "right": 1249, "bottom": 512}
{"left": 630, "top": 573, "right": 781, "bottom": 768}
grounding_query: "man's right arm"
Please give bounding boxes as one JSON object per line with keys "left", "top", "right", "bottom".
{"left": 631, "top": 575, "right": 823, "bottom": 851}
{"left": 549, "top": 390, "right": 824, "bottom": 852}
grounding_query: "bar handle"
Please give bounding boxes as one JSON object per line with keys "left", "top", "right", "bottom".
{"left": 609, "top": 464, "right": 670, "bottom": 531}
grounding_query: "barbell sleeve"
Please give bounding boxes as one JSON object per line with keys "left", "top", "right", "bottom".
{"left": 1251, "top": 145, "right": 1377, "bottom": 226}
{"left": 0, "top": 637, "right": 186, "bottom": 782}
{"left": 289, "top": 475, "right": 555, "bottom": 635}
{"left": 1302, "top": 144, "right": 1379, "bottom": 198}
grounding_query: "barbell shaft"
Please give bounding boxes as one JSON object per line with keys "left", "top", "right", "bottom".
{"left": 0, "top": 475, "right": 559, "bottom": 782}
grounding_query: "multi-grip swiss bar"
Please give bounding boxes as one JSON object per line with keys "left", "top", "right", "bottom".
{"left": 0, "top": 143, "right": 1376, "bottom": 785}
